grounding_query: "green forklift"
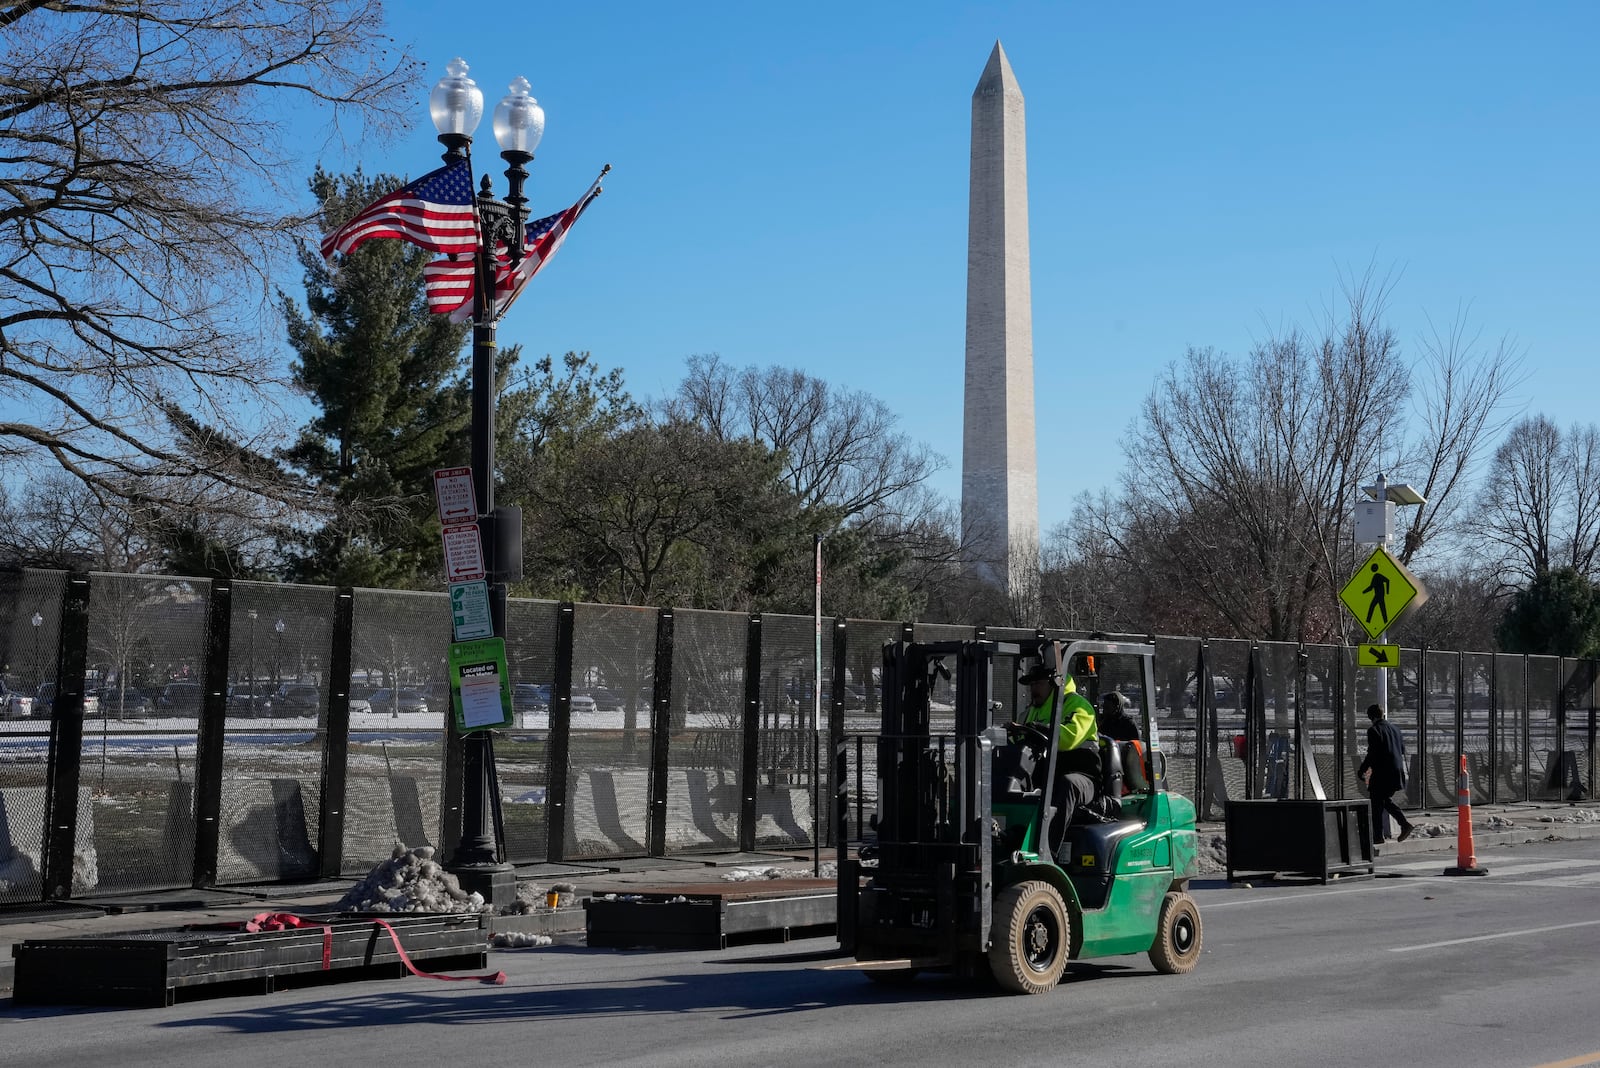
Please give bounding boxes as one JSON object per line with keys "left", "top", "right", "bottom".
{"left": 836, "top": 637, "right": 1203, "bottom": 994}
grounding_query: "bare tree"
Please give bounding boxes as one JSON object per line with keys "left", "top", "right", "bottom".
{"left": 1109, "top": 276, "right": 1515, "bottom": 643}
{"left": 1, "top": 0, "right": 418, "bottom": 512}
{"left": 667, "top": 354, "right": 943, "bottom": 524}
{"left": 1478, "top": 416, "right": 1600, "bottom": 587}
{"left": 1393, "top": 312, "right": 1525, "bottom": 564}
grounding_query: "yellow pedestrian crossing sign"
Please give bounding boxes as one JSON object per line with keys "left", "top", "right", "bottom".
{"left": 1340, "top": 546, "right": 1427, "bottom": 641}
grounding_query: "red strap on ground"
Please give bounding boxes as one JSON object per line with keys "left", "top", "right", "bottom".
{"left": 244, "top": 912, "right": 331, "bottom": 969}
{"left": 223, "top": 911, "right": 504, "bottom": 985}
{"left": 367, "top": 917, "right": 506, "bottom": 985}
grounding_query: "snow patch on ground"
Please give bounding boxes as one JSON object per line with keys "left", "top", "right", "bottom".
{"left": 1484, "top": 815, "right": 1515, "bottom": 829}
{"left": 335, "top": 845, "right": 488, "bottom": 913}
{"left": 722, "top": 862, "right": 837, "bottom": 882}
{"left": 491, "top": 931, "right": 553, "bottom": 948}
{"left": 1539, "top": 808, "right": 1600, "bottom": 824}
{"left": 1416, "top": 821, "right": 1453, "bottom": 838}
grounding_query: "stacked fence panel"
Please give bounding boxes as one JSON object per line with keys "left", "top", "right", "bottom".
{"left": 1300, "top": 644, "right": 1340, "bottom": 802}
{"left": 209, "top": 580, "right": 332, "bottom": 885}
{"left": 1152, "top": 636, "right": 1201, "bottom": 803}
{"left": 80, "top": 573, "right": 211, "bottom": 894}
{"left": 1207, "top": 639, "right": 1251, "bottom": 800}
{"left": 499, "top": 598, "right": 559, "bottom": 863}
{"left": 341, "top": 588, "right": 449, "bottom": 875}
{"left": 1421, "top": 652, "right": 1462, "bottom": 808}
{"left": 565, "top": 604, "right": 657, "bottom": 859}
{"left": 753, "top": 613, "right": 826, "bottom": 848}
{"left": 0, "top": 569, "right": 70, "bottom": 902}
{"left": 1527, "top": 656, "right": 1560, "bottom": 800}
{"left": 663, "top": 608, "right": 746, "bottom": 853}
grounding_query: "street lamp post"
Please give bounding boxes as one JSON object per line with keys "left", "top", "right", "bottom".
{"left": 430, "top": 58, "right": 542, "bottom": 891}
{"left": 30, "top": 612, "right": 42, "bottom": 690}
{"left": 246, "top": 609, "right": 258, "bottom": 715}
{"left": 273, "top": 618, "right": 285, "bottom": 687}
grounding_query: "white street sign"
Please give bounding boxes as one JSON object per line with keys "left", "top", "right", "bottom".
{"left": 449, "top": 580, "right": 493, "bottom": 641}
{"left": 432, "top": 467, "right": 478, "bottom": 526}
{"left": 442, "top": 523, "right": 487, "bottom": 583}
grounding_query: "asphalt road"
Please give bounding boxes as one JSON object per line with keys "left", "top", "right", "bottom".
{"left": 6, "top": 835, "right": 1600, "bottom": 1068}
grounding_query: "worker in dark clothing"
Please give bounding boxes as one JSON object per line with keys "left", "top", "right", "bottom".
{"left": 1359, "top": 703, "right": 1414, "bottom": 843}
{"left": 1097, "top": 691, "right": 1142, "bottom": 742}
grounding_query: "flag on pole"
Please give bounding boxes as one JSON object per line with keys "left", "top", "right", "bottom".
{"left": 421, "top": 167, "right": 607, "bottom": 323}
{"left": 320, "top": 159, "right": 478, "bottom": 261}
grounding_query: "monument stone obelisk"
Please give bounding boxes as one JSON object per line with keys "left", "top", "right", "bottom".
{"left": 962, "top": 41, "right": 1039, "bottom": 605}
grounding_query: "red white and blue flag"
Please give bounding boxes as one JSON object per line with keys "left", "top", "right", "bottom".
{"left": 422, "top": 169, "right": 606, "bottom": 323}
{"left": 320, "top": 159, "right": 478, "bottom": 261}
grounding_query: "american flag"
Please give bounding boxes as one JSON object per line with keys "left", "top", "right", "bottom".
{"left": 422, "top": 170, "right": 606, "bottom": 323}
{"left": 320, "top": 159, "right": 478, "bottom": 261}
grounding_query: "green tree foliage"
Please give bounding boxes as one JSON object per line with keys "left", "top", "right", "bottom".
{"left": 279, "top": 168, "right": 474, "bottom": 587}
{"left": 663, "top": 355, "right": 955, "bottom": 617}
{"left": 1496, "top": 567, "right": 1600, "bottom": 657}
{"left": 520, "top": 420, "right": 793, "bottom": 606}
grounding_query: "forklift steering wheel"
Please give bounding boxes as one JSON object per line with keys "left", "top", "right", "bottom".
{"left": 1008, "top": 720, "right": 1053, "bottom": 755}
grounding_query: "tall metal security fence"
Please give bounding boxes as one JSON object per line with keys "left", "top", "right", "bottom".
{"left": 0, "top": 566, "right": 1596, "bottom": 906}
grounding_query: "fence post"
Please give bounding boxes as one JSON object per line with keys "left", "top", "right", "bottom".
{"left": 1488, "top": 652, "right": 1499, "bottom": 805}
{"left": 1331, "top": 645, "right": 1344, "bottom": 805}
{"left": 41, "top": 572, "right": 89, "bottom": 900}
{"left": 646, "top": 607, "right": 674, "bottom": 856}
{"left": 192, "top": 579, "right": 232, "bottom": 887}
{"left": 1522, "top": 654, "right": 1532, "bottom": 801}
{"left": 739, "top": 614, "right": 762, "bottom": 852}
{"left": 830, "top": 617, "right": 848, "bottom": 849}
{"left": 1194, "top": 641, "right": 1212, "bottom": 819}
{"left": 317, "top": 588, "right": 355, "bottom": 879}
{"left": 1416, "top": 647, "right": 1429, "bottom": 808}
{"left": 544, "top": 603, "right": 575, "bottom": 862}
{"left": 1244, "top": 644, "right": 1260, "bottom": 799}
{"left": 1455, "top": 652, "right": 1466, "bottom": 796}
{"left": 1293, "top": 647, "right": 1308, "bottom": 800}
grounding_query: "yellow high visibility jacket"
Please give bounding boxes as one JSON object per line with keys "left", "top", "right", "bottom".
{"left": 1023, "top": 676, "right": 1099, "bottom": 753}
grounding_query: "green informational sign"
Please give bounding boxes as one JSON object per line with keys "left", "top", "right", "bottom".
{"left": 447, "top": 637, "right": 513, "bottom": 732}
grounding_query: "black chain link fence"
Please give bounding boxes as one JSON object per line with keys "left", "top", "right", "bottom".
{"left": 2, "top": 565, "right": 1597, "bottom": 905}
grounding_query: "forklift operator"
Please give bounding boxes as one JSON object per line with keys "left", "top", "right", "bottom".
{"left": 1013, "top": 664, "right": 1105, "bottom": 833}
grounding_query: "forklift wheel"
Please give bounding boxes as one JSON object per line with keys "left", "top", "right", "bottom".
{"left": 1148, "top": 891, "right": 1203, "bottom": 974}
{"left": 988, "top": 880, "right": 1070, "bottom": 994}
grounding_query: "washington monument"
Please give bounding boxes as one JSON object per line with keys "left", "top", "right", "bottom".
{"left": 962, "top": 41, "right": 1039, "bottom": 604}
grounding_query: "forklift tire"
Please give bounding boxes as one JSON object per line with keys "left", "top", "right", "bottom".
{"left": 988, "top": 880, "right": 1070, "bottom": 994}
{"left": 1148, "top": 891, "right": 1203, "bottom": 974}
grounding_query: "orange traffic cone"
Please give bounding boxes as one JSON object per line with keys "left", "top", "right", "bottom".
{"left": 1443, "top": 753, "right": 1488, "bottom": 876}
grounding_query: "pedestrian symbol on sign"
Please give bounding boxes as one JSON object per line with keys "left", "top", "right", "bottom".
{"left": 1363, "top": 564, "right": 1390, "bottom": 626}
{"left": 1340, "top": 546, "right": 1427, "bottom": 641}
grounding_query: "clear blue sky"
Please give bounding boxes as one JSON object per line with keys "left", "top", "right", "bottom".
{"left": 307, "top": 0, "right": 1599, "bottom": 531}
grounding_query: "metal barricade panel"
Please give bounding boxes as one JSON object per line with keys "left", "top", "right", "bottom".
{"left": 663, "top": 608, "right": 746, "bottom": 853}
{"left": 753, "top": 613, "right": 827, "bottom": 849}
{"left": 499, "top": 597, "right": 559, "bottom": 863}
{"left": 0, "top": 569, "right": 71, "bottom": 901}
{"left": 342, "top": 588, "right": 448, "bottom": 875}
{"left": 210, "top": 580, "right": 335, "bottom": 884}
{"left": 1526, "top": 656, "right": 1561, "bottom": 800}
{"left": 565, "top": 603, "right": 656, "bottom": 858}
{"left": 75, "top": 573, "right": 211, "bottom": 895}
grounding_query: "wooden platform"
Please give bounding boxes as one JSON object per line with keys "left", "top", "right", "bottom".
{"left": 11, "top": 912, "right": 489, "bottom": 1007}
{"left": 583, "top": 878, "right": 836, "bottom": 950}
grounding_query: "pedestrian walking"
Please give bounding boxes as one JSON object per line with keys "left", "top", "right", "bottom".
{"left": 1359, "top": 703, "right": 1414, "bottom": 843}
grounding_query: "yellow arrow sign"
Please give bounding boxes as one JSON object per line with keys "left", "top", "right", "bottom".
{"left": 1340, "top": 546, "right": 1426, "bottom": 641}
{"left": 1358, "top": 644, "right": 1400, "bottom": 667}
